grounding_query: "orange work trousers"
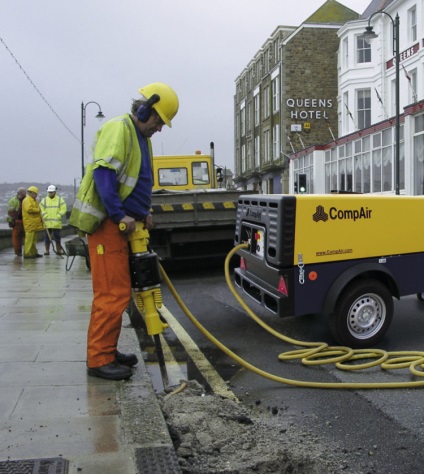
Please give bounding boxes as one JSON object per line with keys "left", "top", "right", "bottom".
{"left": 87, "top": 218, "right": 131, "bottom": 368}
{"left": 12, "top": 220, "right": 25, "bottom": 255}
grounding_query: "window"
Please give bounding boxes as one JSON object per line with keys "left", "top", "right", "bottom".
{"left": 354, "top": 149, "right": 362, "bottom": 193}
{"left": 357, "top": 89, "right": 371, "bottom": 129}
{"left": 322, "top": 123, "right": 402, "bottom": 195}
{"left": 382, "top": 128, "right": 392, "bottom": 191}
{"left": 414, "top": 114, "right": 424, "bottom": 194}
{"left": 241, "top": 145, "right": 246, "bottom": 172}
{"left": 262, "top": 85, "right": 270, "bottom": 119}
{"left": 338, "top": 145, "right": 353, "bottom": 192}
{"left": 342, "top": 37, "right": 349, "bottom": 69}
{"left": 272, "top": 75, "right": 280, "bottom": 113}
{"left": 192, "top": 162, "right": 210, "bottom": 185}
{"left": 343, "top": 91, "right": 351, "bottom": 133}
{"left": 263, "top": 129, "right": 270, "bottom": 163}
{"left": 325, "top": 149, "right": 337, "bottom": 192}
{"left": 247, "top": 102, "right": 252, "bottom": 133}
{"left": 265, "top": 50, "right": 270, "bottom": 73}
{"left": 272, "top": 124, "right": 280, "bottom": 161}
{"left": 362, "top": 136, "right": 371, "bottom": 193}
{"left": 356, "top": 36, "right": 371, "bottom": 63}
{"left": 254, "top": 90, "right": 260, "bottom": 126}
{"left": 352, "top": 137, "right": 371, "bottom": 193}
{"left": 158, "top": 167, "right": 188, "bottom": 186}
{"left": 408, "top": 6, "right": 417, "bottom": 42}
{"left": 240, "top": 103, "right": 246, "bottom": 137}
{"left": 247, "top": 140, "right": 252, "bottom": 170}
{"left": 274, "top": 40, "right": 279, "bottom": 62}
{"left": 254, "top": 136, "right": 260, "bottom": 168}
{"left": 372, "top": 133, "right": 382, "bottom": 192}
{"left": 406, "top": 69, "right": 418, "bottom": 103}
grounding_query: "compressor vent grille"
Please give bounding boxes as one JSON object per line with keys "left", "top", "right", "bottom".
{"left": 235, "top": 195, "right": 296, "bottom": 267}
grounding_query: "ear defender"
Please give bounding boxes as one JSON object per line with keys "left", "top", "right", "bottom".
{"left": 136, "top": 94, "right": 161, "bottom": 122}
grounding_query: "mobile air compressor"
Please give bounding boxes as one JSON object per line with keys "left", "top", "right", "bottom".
{"left": 233, "top": 194, "right": 424, "bottom": 348}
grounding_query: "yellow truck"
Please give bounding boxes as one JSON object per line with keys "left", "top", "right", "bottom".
{"left": 153, "top": 150, "right": 220, "bottom": 191}
{"left": 150, "top": 143, "right": 255, "bottom": 260}
{"left": 234, "top": 194, "right": 424, "bottom": 347}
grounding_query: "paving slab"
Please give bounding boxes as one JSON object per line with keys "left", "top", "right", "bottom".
{"left": 0, "top": 241, "right": 180, "bottom": 473}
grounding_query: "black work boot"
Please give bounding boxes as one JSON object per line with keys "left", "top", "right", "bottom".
{"left": 87, "top": 361, "right": 133, "bottom": 380}
{"left": 116, "top": 351, "right": 138, "bottom": 367}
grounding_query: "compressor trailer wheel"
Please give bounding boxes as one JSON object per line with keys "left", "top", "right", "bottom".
{"left": 330, "top": 279, "right": 393, "bottom": 348}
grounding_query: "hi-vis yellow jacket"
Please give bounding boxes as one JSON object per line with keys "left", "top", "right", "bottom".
{"left": 40, "top": 195, "right": 67, "bottom": 229}
{"left": 22, "top": 196, "right": 44, "bottom": 232}
{"left": 69, "top": 114, "right": 153, "bottom": 234}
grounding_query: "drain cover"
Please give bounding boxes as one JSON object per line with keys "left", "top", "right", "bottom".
{"left": 0, "top": 457, "right": 68, "bottom": 474}
{"left": 135, "top": 446, "right": 181, "bottom": 473}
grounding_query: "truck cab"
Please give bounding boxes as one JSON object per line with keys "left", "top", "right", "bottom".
{"left": 152, "top": 151, "right": 217, "bottom": 191}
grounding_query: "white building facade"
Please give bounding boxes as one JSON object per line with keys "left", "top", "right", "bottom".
{"left": 291, "top": 0, "right": 424, "bottom": 196}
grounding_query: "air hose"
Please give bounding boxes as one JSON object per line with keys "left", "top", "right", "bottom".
{"left": 160, "top": 243, "right": 424, "bottom": 389}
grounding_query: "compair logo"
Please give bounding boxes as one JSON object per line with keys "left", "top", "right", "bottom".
{"left": 313, "top": 205, "right": 373, "bottom": 222}
{"left": 313, "top": 205, "right": 328, "bottom": 222}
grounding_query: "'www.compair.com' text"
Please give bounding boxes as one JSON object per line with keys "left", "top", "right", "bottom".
{"left": 316, "top": 248, "right": 353, "bottom": 257}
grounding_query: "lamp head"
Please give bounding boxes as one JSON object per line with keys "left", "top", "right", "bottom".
{"left": 362, "top": 25, "right": 378, "bottom": 44}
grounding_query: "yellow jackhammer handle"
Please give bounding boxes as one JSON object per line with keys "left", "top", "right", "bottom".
{"left": 119, "top": 221, "right": 150, "bottom": 254}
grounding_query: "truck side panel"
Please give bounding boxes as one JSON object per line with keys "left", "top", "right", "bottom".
{"left": 150, "top": 190, "right": 257, "bottom": 260}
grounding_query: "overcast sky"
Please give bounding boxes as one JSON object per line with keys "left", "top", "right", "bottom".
{"left": 1, "top": 0, "right": 371, "bottom": 186}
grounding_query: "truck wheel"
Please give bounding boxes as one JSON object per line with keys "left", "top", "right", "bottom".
{"left": 417, "top": 293, "right": 424, "bottom": 302}
{"left": 330, "top": 279, "right": 393, "bottom": 348}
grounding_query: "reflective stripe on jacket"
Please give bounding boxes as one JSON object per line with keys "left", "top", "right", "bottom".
{"left": 69, "top": 114, "right": 152, "bottom": 234}
{"left": 40, "top": 195, "right": 67, "bottom": 229}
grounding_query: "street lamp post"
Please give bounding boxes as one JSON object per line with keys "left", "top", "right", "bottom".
{"left": 362, "top": 11, "right": 400, "bottom": 195}
{"left": 81, "top": 101, "right": 105, "bottom": 178}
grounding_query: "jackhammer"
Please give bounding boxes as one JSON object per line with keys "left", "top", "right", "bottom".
{"left": 120, "top": 221, "right": 169, "bottom": 385}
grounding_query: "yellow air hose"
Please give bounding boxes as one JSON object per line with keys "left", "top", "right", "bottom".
{"left": 160, "top": 243, "right": 424, "bottom": 389}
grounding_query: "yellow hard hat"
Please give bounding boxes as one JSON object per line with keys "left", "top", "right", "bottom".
{"left": 27, "top": 186, "right": 39, "bottom": 194}
{"left": 138, "top": 82, "right": 179, "bottom": 127}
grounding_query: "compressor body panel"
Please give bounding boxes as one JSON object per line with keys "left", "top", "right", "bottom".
{"left": 233, "top": 194, "right": 424, "bottom": 346}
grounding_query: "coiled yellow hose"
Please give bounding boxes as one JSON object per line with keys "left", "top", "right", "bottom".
{"left": 160, "top": 243, "right": 424, "bottom": 389}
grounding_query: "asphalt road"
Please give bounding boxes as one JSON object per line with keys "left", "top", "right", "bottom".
{"left": 159, "top": 259, "right": 424, "bottom": 473}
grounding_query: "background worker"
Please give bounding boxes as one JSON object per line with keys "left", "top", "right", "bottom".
{"left": 40, "top": 184, "right": 67, "bottom": 255}
{"left": 70, "top": 82, "right": 179, "bottom": 381}
{"left": 7, "top": 187, "right": 26, "bottom": 256}
{"left": 22, "top": 186, "right": 44, "bottom": 259}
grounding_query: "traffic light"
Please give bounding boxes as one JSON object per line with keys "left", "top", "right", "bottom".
{"left": 298, "top": 174, "right": 307, "bottom": 194}
{"left": 216, "top": 167, "right": 223, "bottom": 182}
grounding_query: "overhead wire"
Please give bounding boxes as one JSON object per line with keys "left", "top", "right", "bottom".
{"left": 0, "top": 36, "right": 80, "bottom": 142}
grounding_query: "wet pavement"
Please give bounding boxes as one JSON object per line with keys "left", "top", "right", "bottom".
{"left": 0, "top": 237, "right": 180, "bottom": 473}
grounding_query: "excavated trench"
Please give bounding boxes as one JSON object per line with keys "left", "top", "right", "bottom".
{"left": 158, "top": 380, "right": 364, "bottom": 474}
